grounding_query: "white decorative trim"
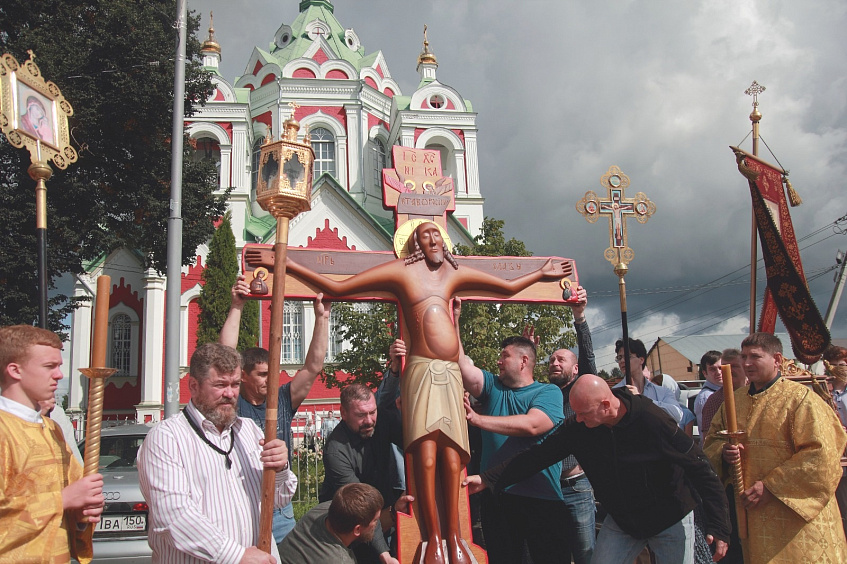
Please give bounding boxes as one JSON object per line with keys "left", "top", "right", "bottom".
{"left": 301, "top": 110, "right": 346, "bottom": 138}
{"left": 410, "top": 83, "right": 467, "bottom": 113}
{"left": 343, "top": 29, "right": 361, "bottom": 52}
{"left": 186, "top": 122, "right": 230, "bottom": 146}
{"left": 415, "top": 127, "right": 464, "bottom": 151}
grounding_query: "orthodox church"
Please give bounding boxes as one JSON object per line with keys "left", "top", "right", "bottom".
{"left": 64, "top": 0, "right": 485, "bottom": 432}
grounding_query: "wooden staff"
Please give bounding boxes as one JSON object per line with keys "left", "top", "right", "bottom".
{"left": 254, "top": 106, "right": 314, "bottom": 552}
{"left": 80, "top": 275, "right": 117, "bottom": 477}
{"left": 257, "top": 218, "right": 291, "bottom": 552}
{"left": 720, "top": 363, "right": 747, "bottom": 539}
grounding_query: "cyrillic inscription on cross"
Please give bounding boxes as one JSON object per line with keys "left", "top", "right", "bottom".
{"left": 383, "top": 146, "right": 455, "bottom": 231}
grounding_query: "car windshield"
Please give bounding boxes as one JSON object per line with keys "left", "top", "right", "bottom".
{"left": 80, "top": 434, "right": 146, "bottom": 470}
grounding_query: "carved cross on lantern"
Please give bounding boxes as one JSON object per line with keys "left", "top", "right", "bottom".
{"left": 577, "top": 165, "right": 655, "bottom": 267}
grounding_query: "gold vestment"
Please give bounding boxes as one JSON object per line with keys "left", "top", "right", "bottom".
{"left": 704, "top": 377, "right": 847, "bottom": 563}
{"left": 401, "top": 356, "right": 469, "bottom": 462}
{"left": 0, "top": 410, "right": 92, "bottom": 563}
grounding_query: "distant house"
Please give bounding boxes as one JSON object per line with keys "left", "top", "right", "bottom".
{"left": 645, "top": 333, "right": 793, "bottom": 384}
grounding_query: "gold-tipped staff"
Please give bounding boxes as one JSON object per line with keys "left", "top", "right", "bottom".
{"left": 80, "top": 276, "right": 117, "bottom": 477}
{"left": 577, "top": 166, "right": 655, "bottom": 385}
{"left": 76, "top": 275, "right": 116, "bottom": 563}
{"left": 719, "top": 363, "right": 747, "bottom": 539}
{"left": 254, "top": 102, "right": 315, "bottom": 553}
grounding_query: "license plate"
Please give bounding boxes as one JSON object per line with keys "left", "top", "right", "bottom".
{"left": 96, "top": 514, "right": 146, "bottom": 532}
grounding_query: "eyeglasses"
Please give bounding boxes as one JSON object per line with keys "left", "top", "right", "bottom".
{"left": 615, "top": 354, "right": 638, "bottom": 362}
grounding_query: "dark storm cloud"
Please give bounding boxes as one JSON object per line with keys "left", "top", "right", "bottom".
{"left": 200, "top": 0, "right": 847, "bottom": 370}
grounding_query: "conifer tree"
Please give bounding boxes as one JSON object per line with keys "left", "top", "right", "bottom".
{"left": 196, "top": 212, "right": 258, "bottom": 348}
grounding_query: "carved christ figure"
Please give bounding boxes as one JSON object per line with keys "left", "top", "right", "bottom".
{"left": 246, "top": 222, "right": 569, "bottom": 564}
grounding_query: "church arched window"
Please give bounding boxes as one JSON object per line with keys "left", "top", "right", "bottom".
{"left": 191, "top": 136, "right": 221, "bottom": 183}
{"left": 251, "top": 138, "right": 264, "bottom": 192}
{"left": 327, "top": 307, "right": 343, "bottom": 362}
{"left": 282, "top": 300, "right": 304, "bottom": 364}
{"left": 110, "top": 313, "right": 132, "bottom": 377}
{"left": 310, "top": 127, "right": 336, "bottom": 180}
{"left": 372, "top": 138, "right": 387, "bottom": 193}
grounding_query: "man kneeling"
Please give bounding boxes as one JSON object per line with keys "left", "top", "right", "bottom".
{"left": 279, "top": 483, "right": 383, "bottom": 564}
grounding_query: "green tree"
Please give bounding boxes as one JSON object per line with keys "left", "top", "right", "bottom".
{"left": 196, "top": 212, "right": 258, "bottom": 349}
{"left": 0, "top": 1, "right": 227, "bottom": 332}
{"left": 597, "top": 369, "right": 611, "bottom": 380}
{"left": 611, "top": 367, "right": 623, "bottom": 381}
{"left": 453, "top": 218, "right": 575, "bottom": 381}
{"left": 323, "top": 302, "right": 398, "bottom": 389}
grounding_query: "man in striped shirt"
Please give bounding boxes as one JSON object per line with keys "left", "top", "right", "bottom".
{"left": 139, "top": 343, "right": 298, "bottom": 563}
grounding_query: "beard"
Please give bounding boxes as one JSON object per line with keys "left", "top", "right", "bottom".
{"left": 360, "top": 526, "right": 376, "bottom": 543}
{"left": 549, "top": 372, "right": 570, "bottom": 387}
{"left": 196, "top": 396, "right": 237, "bottom": 428}
{"left": 357, "top": 425, "right": 375, "bottom": 439}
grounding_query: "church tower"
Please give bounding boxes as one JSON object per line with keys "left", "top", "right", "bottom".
{"left": 66, "top": 0, "right": 487, "bottom": 424}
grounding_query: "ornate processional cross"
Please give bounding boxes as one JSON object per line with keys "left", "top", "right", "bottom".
{"left": 576, "top": 165, "right": 655, "bottom": 387}
{"left": 576, "top": 165, "right": 655, "bottom": 268}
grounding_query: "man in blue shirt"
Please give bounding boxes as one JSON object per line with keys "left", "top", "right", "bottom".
{"left": 220, "top": 276, "right": 330, "bottom": 549}
{"left": 455, "top": 300, "right": 568, "bottom": 564}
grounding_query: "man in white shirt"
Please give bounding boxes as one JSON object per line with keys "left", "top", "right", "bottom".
{"left": 613, "top": 338, "right": 683, "bottom": 424}
{"left": 692, "top": 350, "right": 722, "bottom": 445}
{"left": 139, "top": 343, "right": 297, "bottom": 563}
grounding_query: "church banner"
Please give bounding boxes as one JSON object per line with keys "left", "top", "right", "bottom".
{"left": 731, "top": 147, "right": 830, "bottom": 363}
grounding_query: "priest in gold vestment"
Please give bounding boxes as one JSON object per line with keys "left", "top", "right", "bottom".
{"left": 705, "top": 333, "right": 847, "bottom": 563}
{"left": 0, "top": 325, "right": 103, "bottom": 563}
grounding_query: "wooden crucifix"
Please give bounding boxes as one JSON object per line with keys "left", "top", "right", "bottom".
{"left": 577, "top": 165, "right": 655, "bottom": 386}
{"left": 243, "top": 148, "right": 580, "bottom": 564}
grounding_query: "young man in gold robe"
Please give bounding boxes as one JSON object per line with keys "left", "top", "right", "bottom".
{"left": 0, "top": 325, "right": 104, "bottom": 562}
{"left": 704, "top": 332, "right": 847, "bottom": 563}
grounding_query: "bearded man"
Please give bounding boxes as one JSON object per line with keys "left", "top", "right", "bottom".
{"left": 138, "top": 343, "right": 298, "bottom": 563}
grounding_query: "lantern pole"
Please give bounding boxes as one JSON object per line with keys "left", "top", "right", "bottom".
{"left": 254, "top": 102, "right": 315, "bottom": 552}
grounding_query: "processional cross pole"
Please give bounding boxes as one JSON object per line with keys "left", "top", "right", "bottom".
{"left": 577, "top": 166, "right": 655, "bottom": 385}
{"left": 745, "top": 81, "right": 765, "bottom": 334}
{"left": 254, "top": 101, "right": 315, "bottom": 553}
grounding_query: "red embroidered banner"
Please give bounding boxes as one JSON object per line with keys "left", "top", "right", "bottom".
{"left": 731, "top": 147, "right": 830, "bottom": 363}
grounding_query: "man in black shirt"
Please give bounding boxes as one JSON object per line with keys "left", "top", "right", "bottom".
{"left": 319, "top": 342, "right": 408, "bottom": 564}
{"left": 465, "top": 375, "right": 730, "bottom": 564}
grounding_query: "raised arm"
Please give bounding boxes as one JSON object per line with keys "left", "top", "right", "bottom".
{"left": 570, "top": 286, "right": 597, "bottom": 376}
{"left": 289, "top": 294, "right": 330, "bottom": 410}
{"left": 453, "top": 297, "right": 484, "bottom": 397}
{"left": 219, "top": 275, "right": 250, "bottom": 348}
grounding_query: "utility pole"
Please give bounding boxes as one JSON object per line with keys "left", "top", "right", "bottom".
{"left": 824, "top": 249, "right": 846, "bottom": 329}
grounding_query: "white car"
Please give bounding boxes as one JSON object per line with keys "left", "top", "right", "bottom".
{"left": 79, "top": 423, "right": 153, "bottom": 563}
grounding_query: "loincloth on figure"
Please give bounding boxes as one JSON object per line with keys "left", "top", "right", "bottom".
{"left": 401, "top": 356, "right": 470, "bottom": 463}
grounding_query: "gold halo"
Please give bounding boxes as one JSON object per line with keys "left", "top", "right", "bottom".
{"left": 393, "top": 219, "right": 453, "bottom": 259}
{"left": 559, "top": 278, "right": 572, "bottom": 291}
{"left": 253, "top": 267, "right": 269, "bottom": 280}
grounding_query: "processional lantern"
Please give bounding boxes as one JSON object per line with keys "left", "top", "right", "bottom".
{"left": 255, "top": 102, "right": 315, "bottom": 553}
{"left": 255, "top": 103, "right": 314, "bottom": 218}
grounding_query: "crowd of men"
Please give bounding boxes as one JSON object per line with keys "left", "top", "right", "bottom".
{"left": 3, "top": 281, "right": 847, "bottom": 564}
